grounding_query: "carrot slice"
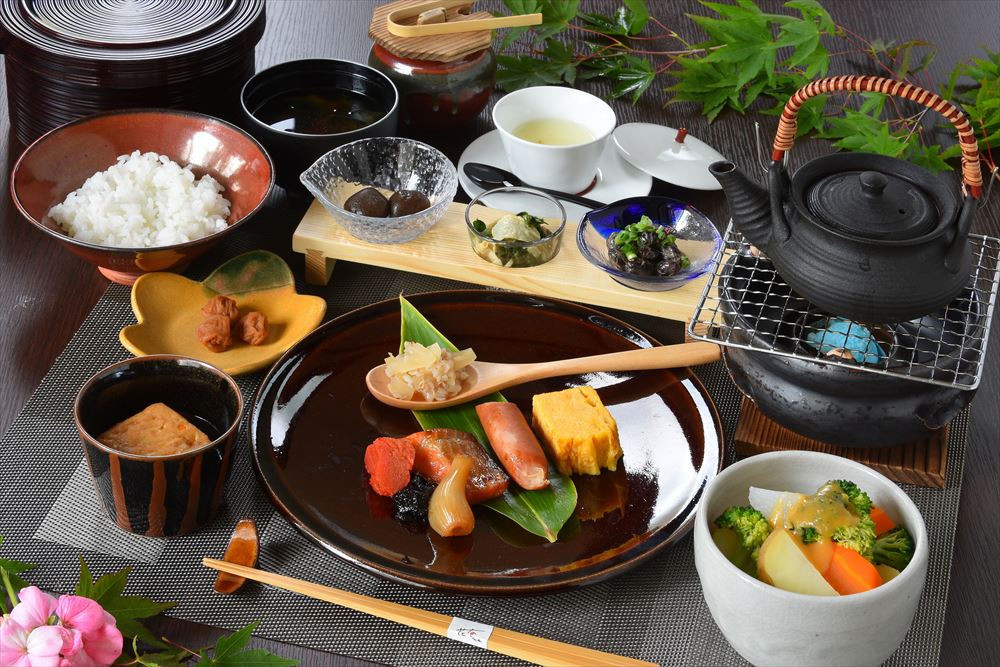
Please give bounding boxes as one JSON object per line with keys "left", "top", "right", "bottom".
{"left": 823, "top": 544, "right": 882, "bottom": 595}
{"left": 870, "top": 505, "right": 896, "bottom": 536}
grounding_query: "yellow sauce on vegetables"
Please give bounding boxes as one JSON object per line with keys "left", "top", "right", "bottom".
{"left": 766, "top": 484, "right": 861, "bottom": 575}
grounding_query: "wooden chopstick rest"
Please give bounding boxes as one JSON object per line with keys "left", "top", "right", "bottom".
{"left": 202, "top": 558, "right": 655, "bottom": 667}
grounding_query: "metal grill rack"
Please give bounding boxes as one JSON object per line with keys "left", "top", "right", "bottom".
{"left": 687, "top": 224, "right": 1000, "bottom": 390}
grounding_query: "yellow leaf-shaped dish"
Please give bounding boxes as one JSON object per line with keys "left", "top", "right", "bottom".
{"left": 120, "top": 251, "right": 326, "bottom": 375}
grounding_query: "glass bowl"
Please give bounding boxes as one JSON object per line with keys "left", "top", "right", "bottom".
{"left": 464, "top": 187, "right": 567, "bottom": 267}
{"left": 300, "top": 136, "right": 457, "bottom": 244}
{"left": 577, "top": 196, "right": 722, "bottom": 291}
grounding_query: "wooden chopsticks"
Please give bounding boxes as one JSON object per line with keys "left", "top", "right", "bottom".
{"left": 202, "top": 558, "right": 655, "bottom": 667}
{"left": 385, "top": 0, "right": 542, "bottom": 38}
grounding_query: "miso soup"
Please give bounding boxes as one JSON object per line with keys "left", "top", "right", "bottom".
{"left": 254, "top": 88, "right": 386, "bottom": 135}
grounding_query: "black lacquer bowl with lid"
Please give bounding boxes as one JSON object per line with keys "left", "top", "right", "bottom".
{"left": 0, "top": 0, "right": 266, "bottom": 146}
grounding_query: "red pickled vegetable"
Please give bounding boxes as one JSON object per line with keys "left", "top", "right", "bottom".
{"left": 364, "top": 437, "right": 416, "bottom": 497}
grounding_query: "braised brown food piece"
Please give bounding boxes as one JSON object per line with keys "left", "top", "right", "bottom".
{"left": 389, "top": 190, "right": 431, "bottom": 216}
{"left": 202, "top": 295, "right": 240, "bottom": 323}
{"left": 238, "top": 311, "right": 268, "bottom": 345}
{"left": 197, "top": 313, "right": 232, "bottom": 352}
{"left": 344, "top": 187, "right": 390, "bottom": 217}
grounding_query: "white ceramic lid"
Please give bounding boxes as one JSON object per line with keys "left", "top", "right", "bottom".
{"left": 613, "top": 123, "right": 726, "bottom": 191}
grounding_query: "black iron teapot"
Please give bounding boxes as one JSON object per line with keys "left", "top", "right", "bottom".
{"left": 710, "top": 75, "right": 985, "bottom": 323}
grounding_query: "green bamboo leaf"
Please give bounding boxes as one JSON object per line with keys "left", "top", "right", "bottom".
{"left": 398, "top": 296, "right": 576, "bottom": 542}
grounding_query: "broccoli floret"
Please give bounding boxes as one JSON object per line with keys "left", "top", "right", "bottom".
{"left": 820, "top": 479, "right": 874, "bottom": 517}
{"left": 799, "top": 526, "right": 820, "bottom": 544}
{"left": 832, "top": 515, "right": 877, "bottom": 560}
{"left": 873, "top": 526, "right": 915, "bottom": 571}
{"left": 715, "top": 506, "right": 771, "bottom": 560}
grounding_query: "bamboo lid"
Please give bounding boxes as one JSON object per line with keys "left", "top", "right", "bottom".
{"left": 369, "top": 0, "right": 492, "bottom": 62}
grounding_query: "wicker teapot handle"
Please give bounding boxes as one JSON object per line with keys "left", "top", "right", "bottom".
{"left": 772, "top": 75, "right": 983, "bottom": 198}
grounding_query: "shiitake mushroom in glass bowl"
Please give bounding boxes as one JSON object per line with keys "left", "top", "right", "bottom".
{"left": 577, "top": 196, "right": 723, "bottom": 291}
{"left": 300, "top": 137, "right": 457, "bottom": 244}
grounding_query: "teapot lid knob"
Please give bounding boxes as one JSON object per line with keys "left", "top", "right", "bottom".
{"left": 860, "top": 171, "right": 889, "bottom": 196}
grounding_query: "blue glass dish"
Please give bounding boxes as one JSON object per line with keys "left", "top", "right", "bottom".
{"left": 577, "top": 196, "right": 723, "bottom": 291}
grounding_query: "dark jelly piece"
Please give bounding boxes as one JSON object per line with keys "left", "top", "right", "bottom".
{"left": 389, "top": 190, "right": 431, "bottom": 217}
{"left": 393, "top": 474, "right": 436, "bottom": 523}
{"left": 344, "top": 187, "right": 390, "bottom": 217}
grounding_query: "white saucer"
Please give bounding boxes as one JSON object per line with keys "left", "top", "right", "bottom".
{"left": 457, "top": 129, "right": 653, "bottom": 221}
{"left": 612, "top": 123, "right": 726, "bottom": 191}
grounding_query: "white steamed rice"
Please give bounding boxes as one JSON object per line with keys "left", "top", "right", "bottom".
{"left": 48, "top": 151, "right": 231, "bottom": 248}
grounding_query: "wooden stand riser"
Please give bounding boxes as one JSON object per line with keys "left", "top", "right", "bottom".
{"left": 293, "top": 200, "right": 709, "bottom": 322}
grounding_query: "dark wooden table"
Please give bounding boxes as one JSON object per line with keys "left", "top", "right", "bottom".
{"left": 1, "top": 1, "right": 997, "bottom": 665}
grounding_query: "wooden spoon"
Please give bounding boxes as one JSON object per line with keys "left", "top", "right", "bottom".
{"left": 366, "top": 341, "right": 721, "bottom": 410}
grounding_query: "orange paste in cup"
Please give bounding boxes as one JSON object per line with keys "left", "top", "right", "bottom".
{"left": 98, "top": 402, "right": 210, "bottom": 456}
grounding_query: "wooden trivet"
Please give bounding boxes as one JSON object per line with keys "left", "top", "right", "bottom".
{"left": 733, "top": 398, "right": 947, "bottom": 488}
{"left": 370, "top": 0, "right": 493, "bottom": 62}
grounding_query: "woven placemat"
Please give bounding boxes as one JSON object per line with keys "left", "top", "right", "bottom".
{"left": 0, "top": 260, "right": 965, "bottom": 667}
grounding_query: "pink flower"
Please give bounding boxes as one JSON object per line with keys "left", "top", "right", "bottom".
{"left": 0, "top": 616, "right": 70, "bottom": 667}
{"left": 53, "top": 598, "right": 104, "bottom": 636}
{"left": 75, "top": 614, "right": 121, "bottom": 667}
{"left": 2, "top": 590, "right": 122, "bottom": 667}
{"left": 1, "top": 615, "right": 33, "bottom": 667}
{"left": 9, "top": 588, "right": 58, "bottom": 632}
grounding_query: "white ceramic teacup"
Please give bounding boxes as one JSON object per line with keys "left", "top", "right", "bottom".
{"left": 694, "top": 451, "right": 929, "bottom": 667}
{"left": 492, "top": 86, "right": 617, "bottom": 193}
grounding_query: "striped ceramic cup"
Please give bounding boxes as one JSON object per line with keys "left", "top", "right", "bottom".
{"left": 73, "top": 355, "right": 243, "bottom": 537}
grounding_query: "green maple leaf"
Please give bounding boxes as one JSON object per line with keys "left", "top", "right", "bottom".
{"left": 0, "top": 536, "right": 36, "bottom": 610}
{"left": 609, "top": 56, "right": 656, "bottom": 103}
{"left": 535, "top": 0, "right": 580, "bottom": 41}
{"left": 907, "top": 143, "right": 953, "bottom": 172}
{"left": 785, "top": 0, "right": 836, "bottom": 33}
{"left": 794, "top": 94, "right": 828, "bottom": 137}
{"left": 623, "top": 0, "right": 651, "bottom": 34}
{"left": 195, "top": 622, "right": 297, "bottom": 667}
{"left": 497, "top": 36, "right": 578, "bottom": 91}
{"left": 131, "top": 637, "right": 193, "bottom": 667}
{"left": 75, "top": 556, "right": 175, "bottom": 650}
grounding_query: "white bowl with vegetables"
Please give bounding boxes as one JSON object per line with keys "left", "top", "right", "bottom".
{"left": 694, "top": 451, "right": 928, "bottom": 667}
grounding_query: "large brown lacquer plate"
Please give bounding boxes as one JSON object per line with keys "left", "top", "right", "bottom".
{"left": 250, "top": 291, "right": 723, "bottom": 594}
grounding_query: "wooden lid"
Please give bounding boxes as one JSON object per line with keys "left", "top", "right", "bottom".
{"left": 369, "top": 0, "right": 492, "bottom": 62}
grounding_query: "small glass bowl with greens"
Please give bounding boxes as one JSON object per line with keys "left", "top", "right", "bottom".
{"left": 464, "top": 187, "right": 567, "bottom": 268}
{"left": 578, "top": 196, "right": 722, "bottom": 291}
